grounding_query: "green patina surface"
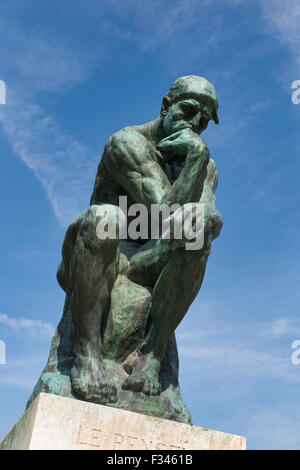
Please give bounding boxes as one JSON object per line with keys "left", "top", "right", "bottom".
{"left": 27, "top": 76, "right": 222, "bottom": 424}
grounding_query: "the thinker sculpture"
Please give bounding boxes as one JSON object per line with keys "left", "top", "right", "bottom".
{"left": 28, "top": 76, "right": 223, "bottom": 424}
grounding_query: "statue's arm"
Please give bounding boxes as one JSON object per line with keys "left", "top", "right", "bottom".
{"left": 157, "top": 129, "right": 210, "bottom": 206}
{"left": 103, "top": 127, "right": 210, "bottom": 209}
{"left": 102, "top": 128, "right": 171, "bottom": 208}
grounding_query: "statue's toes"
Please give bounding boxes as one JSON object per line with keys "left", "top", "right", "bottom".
{"left": 102, "top": 383, "right": 118, "bottom": 403}
{"left": 77, "top": 384, "right": 100, "bottom": 402}
{"left": 71, "top": 368, "right": 117, "bottom": 404}
{"left": 70, "top": 369, "right": 86, "bottom": 399}
{"left": 122, "top": 375, "right": 144, "bottom": 393}
{"left": 143, "top": 378, "right": 161, "bottom": 396}
{"left": 85, "top": 383, "right": 117, "bottom": 405}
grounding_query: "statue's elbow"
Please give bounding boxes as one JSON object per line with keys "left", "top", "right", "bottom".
{"left": 211, "top": 215, "right": 223, "bottom": 240}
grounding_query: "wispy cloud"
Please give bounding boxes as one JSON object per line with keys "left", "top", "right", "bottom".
{"left": 0, "top": 17, "right": 99, "bottom": 226}
{"left": 0, "top": 374, "right": 36, "bottom": 391}
{"left": 177, "top": 296, "right": 300, "bottom": 384}
{"left": 262, "top": 317, "right": 300, "bottom": 339}
{"left": 0, "top": 356, "right": 46, "bottom": 391}
{"left": 180, "top": 343, "right": 298, "bottom": 382}
{"left": 1, "top": 0, "right": 294, "bottom": 227}
{"left": 91, "top": 0, "right": 251, "bottom": 75}
{"left": 0, "top": 95, "right": 97, "bottom": 225}
{"left": 246, "top": 404, "right": 300, "bottom": 450}
{"left": 258, "top": 0, "right": 300, "bottom": 160}
{"left": 0, "top": 313, "right": 55, "bottom": 340}
{"left": 260, "top": 0, "right": 300, "bottom": 73}
{"left": 0, "top": 16, "right": 97, "bottom": 94}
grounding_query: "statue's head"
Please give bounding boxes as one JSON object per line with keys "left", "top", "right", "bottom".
{"left": 161, "top": 75, "right": 219, "bottom": 136}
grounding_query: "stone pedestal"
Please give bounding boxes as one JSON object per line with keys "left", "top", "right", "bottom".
{"left": 0, "top": 393, "right": 246, "bottom": 450}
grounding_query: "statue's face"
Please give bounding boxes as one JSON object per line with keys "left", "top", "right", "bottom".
{"left": 162, "top": 95, "right": 214, "bottom": 137}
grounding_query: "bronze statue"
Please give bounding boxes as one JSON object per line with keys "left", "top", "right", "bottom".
{"left": 28, "top": 76, "right": 223, "bottom": 424}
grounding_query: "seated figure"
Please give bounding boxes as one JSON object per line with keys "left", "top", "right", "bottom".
{"left": 27, "top": 75, "right": 223, "bottom": 424}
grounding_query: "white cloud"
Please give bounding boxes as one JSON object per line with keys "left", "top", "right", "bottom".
{"left": 262, "top": 317, "right": 300, "bottom": 338}
{"left": 260, "top": 0, "right": 300, "bottom": 46}
{"left": 246, "top": 405, "right": 300, "bottom": 449}
{"left": 0, "top": 0, "right": 298, "bottom": 228}
{"left": 0, "top": 16, "right": 96, "bottom": 94}
{"left": 0, "top": 356, "right": 47, "bottom": 391}
{"left": 260, "top": 0, "right": 300, "bottom": 71}
{"left": 0, "top": 374, "right": 36, "bottom": 391}
{"left": 1, "top": 0, "right": 292, "bottom": 227}
{"left": 177, "top": 299, "right": 300, "bottom": 383}
{"left": 0, "top": 95, "right": 97, "bottom": 225}
{"left": 0, "top": 18, "right": 99, "bottom": 226}
{"left": 0, "top": 313, "right": 55, "bottom": 340}
{"left": 83, "top": 0, "right": 248, "bottom": 77}
{"left": 179, "top": 343, "right": 299, "bottom": 382}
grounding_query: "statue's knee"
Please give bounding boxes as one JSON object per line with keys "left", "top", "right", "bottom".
{"left": 57, "top": 259, "right": 68, "bottom": 292}
{"left": 79, "top": 205, "right": 120, "bottom": 253}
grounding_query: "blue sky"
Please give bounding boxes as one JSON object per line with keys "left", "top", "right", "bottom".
{"left": 0, "top": 0, "right": 300, "bottom": 450}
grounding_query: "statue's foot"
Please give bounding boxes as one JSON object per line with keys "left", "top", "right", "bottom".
{"left": 122, "top": 353, "right": 161, "bottom": 396}
{"left": 71, "top": 352, "right": 117, "bottom": 404}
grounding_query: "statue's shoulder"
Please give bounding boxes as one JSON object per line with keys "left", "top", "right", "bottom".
{"left": 108, "top": 124, "right": 150, "bottom": 151}
{"left": 103, "top": 124, "right": 153, "bottom": 169}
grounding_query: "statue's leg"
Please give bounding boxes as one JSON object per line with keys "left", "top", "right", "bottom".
{"left": 59, "top": 205, "right": 120, "bottom": 404}
{"left": 122, "top": 234, "right": 211, "bottom": 395}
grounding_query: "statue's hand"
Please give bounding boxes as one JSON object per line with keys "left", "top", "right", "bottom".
{"left": 157, "top": 128, "right": 209, "bottom": 160}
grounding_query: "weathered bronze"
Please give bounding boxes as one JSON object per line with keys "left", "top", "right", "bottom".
{"left": 28, "top": 76, "right": 223, "bottom": 424}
